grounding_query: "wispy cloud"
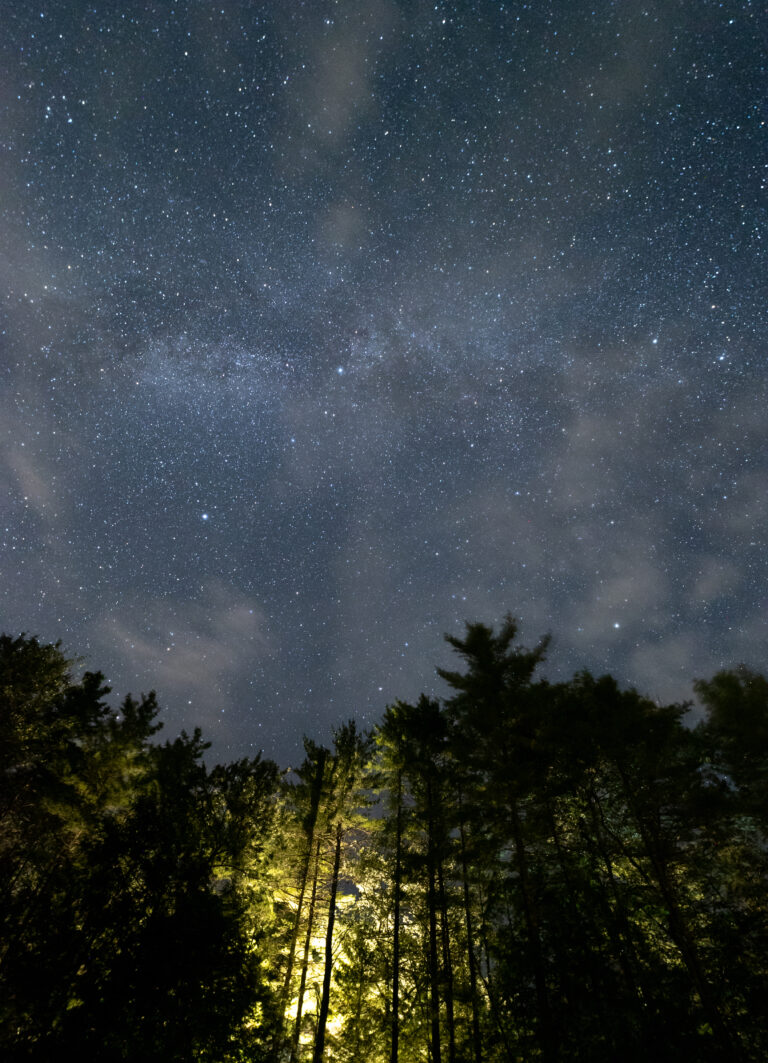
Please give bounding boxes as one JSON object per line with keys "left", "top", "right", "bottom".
{"left": 89, "top": 584, "right": 273, "bottom": 744}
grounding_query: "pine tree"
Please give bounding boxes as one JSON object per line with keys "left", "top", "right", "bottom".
{"left": 312, "top": 720, "right": 372, "bottom": 1063}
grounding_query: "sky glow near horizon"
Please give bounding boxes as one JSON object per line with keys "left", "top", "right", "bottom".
{"left": 1, "top": 0, "right": 765, "bottom": 764}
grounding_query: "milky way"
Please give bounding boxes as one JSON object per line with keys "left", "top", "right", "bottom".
{"left": 2, "top": 1, "right": 765, "bottom": 764}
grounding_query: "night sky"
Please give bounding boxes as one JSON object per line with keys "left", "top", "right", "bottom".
{"left": 2, "top": 1, "right": 765, "bottom": 765}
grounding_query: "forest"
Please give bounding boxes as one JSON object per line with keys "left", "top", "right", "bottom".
{"left": 1, "top": 619, "right": 766, "bottom": 1062}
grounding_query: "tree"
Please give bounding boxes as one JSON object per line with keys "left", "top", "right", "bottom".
{"left": 0, "top": 634, "right": 281, "bottom": 1062}
{"left": 695, "top": 668, "right": 768, "bottom": 819}
{"left": 439, "top": 618, "right": 554, "bottom": 1060}
{"left": 272, "top": 739, "right": 331, "bottom": 1062}
{"left": 312, "top": 720, "right": 372, "bottom": 1063}
{"left": 377, "top": 704, "right": 409, "bottom": 1063}
{"left": 5, "top": 627, "right": 767, "bottom": 1061}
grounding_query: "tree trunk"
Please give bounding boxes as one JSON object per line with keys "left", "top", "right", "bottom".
{"left": 457, "top": 807, "right": 482, "bottom": 1063}
{"left": 615, "top": 765, "right": 743, "bottom": 1061}
{"left": 585, "top": 782, "right": 653, "bottom": 1009}
{"left": 312, "top": 820, "right": 342, "bottom": 1063}
{"left": 289, "top": 834, "right": 323, "bottom": 1061}
{"left": 436, "top": 856, "right": 456, "bottom": 1063}
{"left": 274, "top": 751, "right": 327, "bottom": 1062}
{"left": 509, "top": 797, "right": 553, "bottom": 1061}
{"left": 426, "top": 782, "right": 442, "bottom": 1063}
{"left": 390, "top": 769, "right": 402, "bottom": 1063}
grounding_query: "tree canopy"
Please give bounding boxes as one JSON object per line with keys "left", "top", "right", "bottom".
{"left": 2, "top": 624, "right": 766, "bottom": 1061}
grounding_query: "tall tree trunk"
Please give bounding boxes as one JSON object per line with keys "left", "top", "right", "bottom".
{"left": 289, "top": 834, "right": 323, "bottom": 1062}
{"left": 615, "top": 765, "right": 743, "bottom": 1061}
{"left": 509, "top": 797, "right": 553, "bottom": 1062}
{"left": 272, "top": 841, "right": 312, "bottom": 1061}
{"left": 274, "top": 751, "right": 327, "bottom": 1062}
{"left": 585, "top": 782, "right": 653, "bottom": 1009}
{"left": 390, "top": 769, "right": 402, "bottom": 1063}
{"left": 436, "top": 856, "right": 456, "bottom": 1063}
{"left": 426, "top": 783, "right": 442, "bottom": 1063}
{"left": 351, "top": 966, "right": 366, "bottom": 1061}
{"left": 457, "top": 808, "right": 482, "bottom": 1063}
{"left": 312, "top": 820, "right": 342, "bottom": 1063}
{"left": 546, "top": 797, "right": 636, "bottom": 1054}
{"left": 475, "top": 871, "right": 514, "bottom": 1059}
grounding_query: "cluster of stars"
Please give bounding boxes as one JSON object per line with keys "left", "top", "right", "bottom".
{"left": 0, "top": 0, "right": 764, "bottom": 763}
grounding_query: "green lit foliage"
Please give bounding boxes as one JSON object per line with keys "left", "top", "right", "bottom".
{"left": 270, "top": 722, "right": 373, "bottom": 1063}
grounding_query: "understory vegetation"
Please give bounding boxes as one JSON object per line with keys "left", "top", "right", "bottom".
{"left": 2, "top": 620, "right": 766, "bottom": 1061}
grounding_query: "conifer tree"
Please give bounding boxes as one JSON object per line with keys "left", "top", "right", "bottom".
{"left": 312, "top": 720, "right": 372, "bottom": 1063}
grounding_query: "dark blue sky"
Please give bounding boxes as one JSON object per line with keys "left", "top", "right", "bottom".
{"left": 2, "top": 0, "right": 765, "bottom": 765}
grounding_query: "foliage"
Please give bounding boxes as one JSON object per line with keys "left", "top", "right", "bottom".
{"left": 2, "top": 626, "right": 767, "bottom": 1061}
{"left": 0, "top": 634, "right": 280, "bottom": 1062}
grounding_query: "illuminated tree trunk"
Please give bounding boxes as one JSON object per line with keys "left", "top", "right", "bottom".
{"left": 436, "top": 856, "right": 456, "bottom": 1063}
{"left": 289, "top": 834, "right": 323, "bottom": 1062}
{"left": 390, "top": 769, "right": 402, "bottom": 1063}
{"left": 273, "top": 745, "right": 328, "bottom": 1063}
{"left": 312, "top": 819, "right": 342, "bottom": 1063}
{"left": 457, "top": 808, "right": 482, "bottom": 1063}
{"left": 426, "top": 780, "right": 442, "bottom": 1063}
